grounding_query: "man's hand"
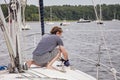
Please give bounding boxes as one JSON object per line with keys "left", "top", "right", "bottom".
{"left": 60, "top": 58, "right": 70, "bottom": 67}
{"left": 64, "top": 60, "right": 70, "bottom": 67}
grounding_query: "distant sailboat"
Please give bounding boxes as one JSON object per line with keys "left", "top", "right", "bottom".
{"left": 97, "top": 1, "right": 103, "bottom": 24}
{"left": 21, "top": 0, "right": 31, "bottom": 30}
{"left": 92, "top": 0, "right": 103, "bottom": 24}
{"left": 77, "top": 18, "right": 91, "bottom": 23}
{"left": 112, "top": 12, "right": 119, "bottom": 21}
{"left": 60, "top": 20, "right": 70, "bottom": 26}
{"left": 46, "top": 7, "right": 54, "bottom": 25}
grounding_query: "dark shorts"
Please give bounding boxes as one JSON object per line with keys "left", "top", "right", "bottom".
{"left": 33, "top": 48, "right": 59, "bottom": 67}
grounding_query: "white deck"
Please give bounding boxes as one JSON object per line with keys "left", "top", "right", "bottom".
{"left": 0, "top": 61, "right": 96, "bottom": 80}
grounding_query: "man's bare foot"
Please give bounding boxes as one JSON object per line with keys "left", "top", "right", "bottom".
{"left": 26, "top": 61, "right": 33, "bottom": 68}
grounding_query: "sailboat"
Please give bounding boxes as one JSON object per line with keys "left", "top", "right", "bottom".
{"left": 112, "top": 12, "right": 119, "bottom": 21}
{"left": 0, "top": 0, "right": 96, "bottom": 80}
{"left": 21, "top": 0, "right": 31, "bottom": 30}
{"left": 92, "top": 0, "right": 103, "bottom": 24}
{"left": 46, "top": 7, "right": 54, "bottom": 25}
{"left": 60, "top": 20, "right": 70, "bottom": 26}
{"left": 97, "top": 1, "right": 103, "bottom": 24}
{"left": 77, "top": 18, "right": 91, "bottom": 23}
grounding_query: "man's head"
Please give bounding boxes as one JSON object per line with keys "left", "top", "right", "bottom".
{"left": 50, "top": 26, "right": 63, "bottom": 36}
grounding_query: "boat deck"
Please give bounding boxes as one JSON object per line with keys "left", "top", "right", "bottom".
{"left": 0, "top": 61, "right": 96, "bottom": 80}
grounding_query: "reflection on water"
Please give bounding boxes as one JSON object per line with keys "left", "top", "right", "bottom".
{"left": 0, "top": 21, "right": 120, "bottom": 80}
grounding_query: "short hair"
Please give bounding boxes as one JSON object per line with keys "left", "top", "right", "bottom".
{"left": 50, "top": 26, "right": 63, "bottom": 34}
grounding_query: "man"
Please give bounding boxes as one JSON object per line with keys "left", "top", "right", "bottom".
{"left": 27, "top": 26, "right": 70, "bottom": 69}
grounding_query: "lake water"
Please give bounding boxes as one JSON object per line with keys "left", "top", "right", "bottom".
{"left": 0, "top": 21, "right": 120, "bottom": 80}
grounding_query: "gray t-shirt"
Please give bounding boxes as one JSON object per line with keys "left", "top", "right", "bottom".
{"left": 32, "top": 34, "right": 63, "bottom": 56}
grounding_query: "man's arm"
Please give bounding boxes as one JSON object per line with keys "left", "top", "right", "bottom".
{"left": 59, "top": 45, "right": 68, "bottom": 60}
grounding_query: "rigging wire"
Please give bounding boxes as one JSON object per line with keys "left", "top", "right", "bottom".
{"left": 97, "top": 24, "right": 118, "bottom": 80}
{"left": 71, "top": 53, "right": 120, "bottom": 80}
{"left": 91, "top": 0, "right": 118, "bottom": 79}
{"left": 99, "top": 12, "right": 118, "bottom": 80}
{"left": 96, "top": 44, "right": 101, "bottom": 80}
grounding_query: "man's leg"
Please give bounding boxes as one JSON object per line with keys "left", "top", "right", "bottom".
{"left": 26, "top": 60, "right": 40, "bottom": 68}
{"left": 46, "top": 52, "right": 61, "bottom": 69}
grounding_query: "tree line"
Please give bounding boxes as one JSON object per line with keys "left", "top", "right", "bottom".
{"left": 1, "top": 4, "right": 120, "bottom": 21}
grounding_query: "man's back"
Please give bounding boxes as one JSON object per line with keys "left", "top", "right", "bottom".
{"left": 32, "top": 34, "right": 63, "bottom": 56}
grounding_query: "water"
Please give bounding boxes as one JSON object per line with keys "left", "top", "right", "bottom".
{"left": 0, "top": 21, "right": 120, "bottom": 80}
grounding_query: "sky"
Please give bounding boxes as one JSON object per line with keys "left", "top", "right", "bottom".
{"left": 1, "top": 0, "right": 120, "bottom": 6}
{"left": 27, "top": 0, "right": 120, "bottom": 6}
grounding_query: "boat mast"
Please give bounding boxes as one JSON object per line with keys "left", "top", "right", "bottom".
{"left": 21, "top": 0, "right": 27, "bottom": 26}
{"left": 39, "top": 0, "right": 45, "bottom": 35}
{"left": 92, "top": 0, "right": 99, "bottom": 20}
{"left": 99, "top": 0, "right": 102, "bottom": 21}
{"left": 50, "top": 7, "right": 52, "bottom": 22}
